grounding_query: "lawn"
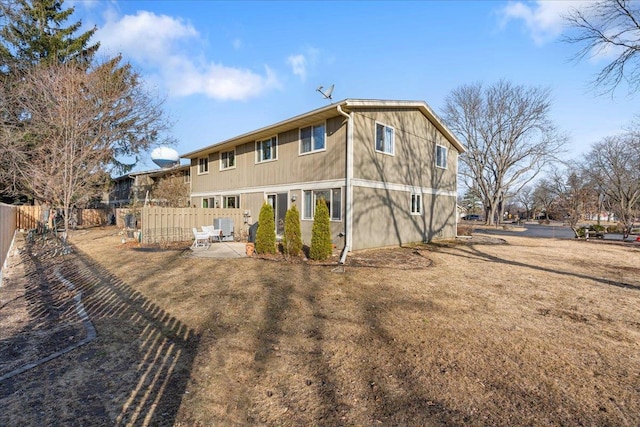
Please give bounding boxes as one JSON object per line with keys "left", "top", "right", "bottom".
{"left": 1, "top": 226, "right": 639, "bottom": 426}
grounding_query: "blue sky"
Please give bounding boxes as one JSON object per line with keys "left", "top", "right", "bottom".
{"left": 70, "top": 1, "right": 637, "bottom": 170}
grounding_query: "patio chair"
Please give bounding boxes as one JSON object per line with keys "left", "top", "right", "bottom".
{"left": 192, "top": 227, "right": 210, "bottom": 248}
{"left": 202, "top": 225, "right": 223, "bottom": 242}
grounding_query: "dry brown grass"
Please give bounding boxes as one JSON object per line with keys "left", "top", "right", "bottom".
{"left": 1, "top": 226, "right": 639, "bottom": 426}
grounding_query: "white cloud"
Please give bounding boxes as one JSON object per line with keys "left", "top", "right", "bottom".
{"left": 499, "top": 1, "right": 589, "bottom": 45}
{"left": 166, "top": 59, "right": 279, "bottom": 100}
{"left": 287, "top": 54, "right": 307, "bottom": 80}
{"left": 286, "top": 47, "right": 321, "bottom": 82}
{"left": 96, "top": 11, "right": 279, "bottom": 100}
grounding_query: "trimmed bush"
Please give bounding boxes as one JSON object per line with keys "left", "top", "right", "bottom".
{"left": 282, "top": 204, "right": 303, "bottom": 257}
{"left": 255, "top": 203, "right": 276, "bottom": 254}
{"left": 309, "top": 198, "right": 332, "bottom": 260}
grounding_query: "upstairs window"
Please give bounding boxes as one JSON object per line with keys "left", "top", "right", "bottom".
{"left": 183, "top": 169, "right": 191, "bottom": 183}
{"left": 300, "top": 123, "right": 326, "bottom": 154}
{"left": 436, "top": 145, "right": 447, "bottom": 169}
{"left": 198, "top": 157, "right": 209, "bottom": 174}
{"left": 220, "top": 149, "right": 236, "bottom": 170}
{"left": 375, "top": 122, "right": 394, "bottom": 155}
{"left": 256, "top": 136, "right": 277, "bottom": 163}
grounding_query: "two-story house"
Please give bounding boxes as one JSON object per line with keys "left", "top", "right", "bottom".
{"left": 182, "top": 99, "right": 465, "bottom": 252}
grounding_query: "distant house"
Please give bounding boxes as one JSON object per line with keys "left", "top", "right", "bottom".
{"left": 108, "top": 164, "right": 191, "bottom": 207}
{"left": 182, "top": 99, "right": 465, "bottom": 251}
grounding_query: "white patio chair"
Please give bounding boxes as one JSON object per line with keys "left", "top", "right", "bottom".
{"left": 192, "top": 227, "right": 210, "bottom": 248}
{"left": 202, "top": 225, "right": 223, "bottom": 242}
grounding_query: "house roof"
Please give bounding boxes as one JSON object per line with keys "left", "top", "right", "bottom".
{"left": 112, "top": 163, "right": 190, "bottom": 182}
{"left": 181, "top": 99, "right": 465, "bottom": 159}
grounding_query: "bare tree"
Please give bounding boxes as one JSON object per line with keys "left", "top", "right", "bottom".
{"left": 532, "top": 179, "right": 556, "bottom": 221}
{"left": 442, "top": 80, "right": 566, "bottom": 225}
{"left": 585, "top": 132, "right": 640, "bottom": 238}
{"left": 12, "top": 58, "right": 173, "bottom": 241}
{"left": 151, "top": 170, "right": 190, "bottom": 207}
{"left": 546, "top": 166, "right": 597, "bottom": 237}
{"left": 0, "top": 75, "right": 28, "bottom": 201}
{"left": 564, "top": 0, "right": 640, "bottom": 94}
{"left": 516, "top": 185, "right": 536, "bottom": 221}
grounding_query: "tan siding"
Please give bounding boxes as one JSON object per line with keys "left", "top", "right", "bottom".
{"left": 350, "top": 186, "right": 456, "bottom": 250}
{"left": 190, "top": 116, "right": 347, "bottom": 195}
{"left": 351, "top": 109, "right": 457, "bottom": 192}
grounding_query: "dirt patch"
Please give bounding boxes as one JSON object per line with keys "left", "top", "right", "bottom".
{"left": 1, "top": 226, "right": 639, "bottom": 426}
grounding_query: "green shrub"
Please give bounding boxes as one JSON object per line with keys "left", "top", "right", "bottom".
{"left": 309, "top": 198, "right": 332, "bottom": 260}
{"left": 282, "top": 204, "right": 302, "bottom": 257}
{"left": 606, "top": 225, "right": 619, "bottom": 233}
{"left": 591, "top": 224, "right": 605, "bottom": 233}
{"left": 255, "top": 203, "right": 276, "bottom": 254}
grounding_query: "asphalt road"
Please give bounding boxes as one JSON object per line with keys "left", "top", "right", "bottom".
{"left": 476, "top": 223, "right": 637, "bottom": 242}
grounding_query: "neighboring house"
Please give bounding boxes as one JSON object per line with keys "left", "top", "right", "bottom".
{"left": 108, "top": 164, "right": 191, "bottom": 207}
{"left": 182, "top": 99, "right": 465, "bottom": 251}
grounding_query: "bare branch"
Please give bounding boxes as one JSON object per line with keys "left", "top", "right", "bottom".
{"left": 564, "top": 0, "right": 640, "bottom": 94}
{"left": 443, "top": 80, "right": 566, "bottom": 225}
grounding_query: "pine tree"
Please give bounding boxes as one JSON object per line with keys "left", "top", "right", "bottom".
{"left": 282, "top": 204, "right": 302, "bottom": 257}
{"left": 255, "top": 202, "right": 276, "bottom": 254}
{"left": 309, "top": 198, "right": 332, "bottom": 260}
{"left": 0, "top": 0, "right": 99, "bottom": 73}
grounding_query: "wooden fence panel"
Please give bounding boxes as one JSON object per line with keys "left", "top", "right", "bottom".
{"left": 0, "top": 203, "right": 17, "bottom": 272}
{"left": 17, "top": 205, "right": 42, "bottom": 230}
{"left": 140, "top": 207, "right": 246, "bottom": 244}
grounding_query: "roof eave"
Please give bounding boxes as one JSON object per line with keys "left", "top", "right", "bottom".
{"left": 181, "top": 98, "right": 465, "bottom": 158}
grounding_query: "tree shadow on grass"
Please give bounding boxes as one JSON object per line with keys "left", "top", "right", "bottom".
{"left": 0, "top": 235, "right": 201, "bottom": 427}
{"left": 432, "top": 239, "right": 640, "bottom": 292}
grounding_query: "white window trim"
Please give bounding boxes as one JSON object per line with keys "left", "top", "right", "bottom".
{"left": 198, "top": 157, "right": 209, "bottom": 175}
{"left": 302, "top": 188, "right": 342, "bottom": 221}
{"left": 411, "top": 193, "right": 422, "bottom": 215}
{"left": 375, "top": 121, "right": 395, "bottom": 156}
{"left": 299, "top": 122, "right": 327, "bottom": 156}
{"left": 436, "top": 144, "right": 448, "bottom": 169}
{"left": 220, "top": 148, "right": 237, "bottom": 171}
{"left": 255, "top": 136, "right": 278, "bottom": 164}
{"left": 222, "top": 195, "right": 240, "bottom": 209}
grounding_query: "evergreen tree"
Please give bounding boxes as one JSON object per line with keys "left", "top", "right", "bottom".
{"left": 0, "top": 0, "right": 99, "bottom": 73}
{"left": 309, "top": 198, "right": 332, "bottom": 260}
{"left": 282, "top": 204, "right": 302, "bottom": 257}
{"left": 255, "top": 202, "right": 276, "bottom": 254}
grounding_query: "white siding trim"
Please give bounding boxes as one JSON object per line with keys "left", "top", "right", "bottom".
{"left": 351, "top": 178, "right": 457, "bottom": 197}
{"left": 190, "top": 179, "right": 346, "bottom": 198}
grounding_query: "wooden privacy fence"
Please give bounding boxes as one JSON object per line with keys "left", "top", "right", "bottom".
{"left": 16, "top": 205, "right": 109, "bottom": 230}
{"left": 140, "top": 207, "right": 247, "bottom": 244}
{"left": 0, "top": 203, "right": 17, "bottom": 271}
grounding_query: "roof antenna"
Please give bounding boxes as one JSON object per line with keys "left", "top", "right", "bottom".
{"left": 316, "top": 84, "right": 334, "bottom": 102}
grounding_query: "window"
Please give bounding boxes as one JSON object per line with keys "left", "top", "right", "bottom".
{"left": 223, "top": 195, "right": 239, "bottom": 208}
{"left": 220, "top": 149, "right": 236, "bottom": 170}
{"left": 202, "top": 197, "right": 215, "bottom": 208}
{"left": 436, "top": 145, "right": 447, "bottom": 169}
{"left": 375, "top": 122, "right": 394, "bottom": 154}
{"left": 198, "top": 157, "right": 209, "bottom": 174}
{"left": 303, "top": 188, "right": 341, "bottom": 221}
{"left": 183, "top": 169, "right": 191, "bottom": 183}
{"left": 300, "top": 123, "right": 326, "bottom": 154}
{"left": 256, "top": 136, "right": 277, "bottom": 163}
{"left": 411, "top": 193, "right": 422, "bottom": 215}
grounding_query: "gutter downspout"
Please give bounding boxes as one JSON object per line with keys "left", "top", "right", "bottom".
{"left": 336, "top": 104, "right": 352, "bottom": 264}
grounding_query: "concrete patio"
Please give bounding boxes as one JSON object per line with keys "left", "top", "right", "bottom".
{"left": 188, "top": 241, "right": 248, "bottom": 258}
